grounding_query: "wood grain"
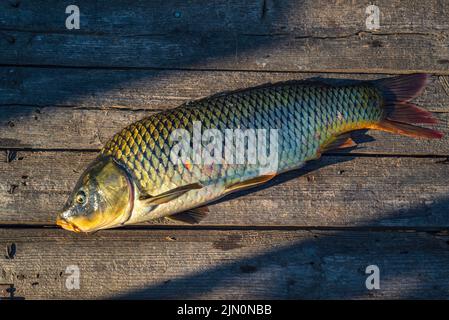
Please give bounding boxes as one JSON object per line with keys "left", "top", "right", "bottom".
{"left": 2, "top": 0, "right": 448, "bottom": 35}
{"left": 0, "top": 68, "right": 447, "bottom": 154}
{"left": 1, "top": 228, "right": 449, "bottom": 299}
{"left": 0, "top": 105, "right": 447, "bottom": 154}
{"left": 0, "top": 150, "right": 448, "bottom": 227}
{"left": 2, "top": 68, "right": 449, "bottom": 111}
{"left": 1, "top": 1, "right": 448, "bottom": 73}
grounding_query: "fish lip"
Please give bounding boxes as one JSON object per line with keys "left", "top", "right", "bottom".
{"left": 56, "top": 216, "right": 82, "bottom": 233}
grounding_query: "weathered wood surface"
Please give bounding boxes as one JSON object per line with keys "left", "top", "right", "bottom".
{"left": 0, "top": 105, "right": 447, "bottom": 155}
{"left": 1, "top": 0, "right": 449, "bottom": 299}
{"left": 0, "top": 69, "right": 448, "bottom": 154}
{"left": 3, "top": 0, "right": 449, "bottom": 35}
{"left": 1, "top": 0, "right": 449, "bottom": 73}
{"left": 1, "top": 228, "right": 449, "bottom": 299}
{"left": 1, "top": 151, "right": 448, "bottom": 227}
{"left": 2, "top": 68, "right": 448, "bottom": 112}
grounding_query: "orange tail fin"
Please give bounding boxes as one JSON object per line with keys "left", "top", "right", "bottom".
{"left": 370, "top": 74, "right": 443, "bottom": 139}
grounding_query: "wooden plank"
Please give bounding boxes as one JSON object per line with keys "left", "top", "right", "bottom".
{"left": 2, "top": 68, "right": 449, "bottom": 111}
{"left": 0, "top": 105, "right": 447, "bottom": 155}
{"left": 1, "top": 150, "right": 448, "bottom": 227}
{"left": 1, "top": 1, "right": 448, "bottom": 72}
{"left": 3, "top": 0, "right": 448, "bottom": 35}
{"left": 0, "top": 228, "right": 449, "bottom": 299}
{"left": 4, "top": 28, "right": 449, "bottom": 74}
{"left": 0, "top": 69, "right": 448, "bottom": 154}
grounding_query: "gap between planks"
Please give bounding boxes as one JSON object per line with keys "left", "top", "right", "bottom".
{"left": 2, "top": 63, "right": 449, "bottom": 76}
{"left": 0, "top": 224, "right": 449, "bottom": 234}
{"left": 1, "top": 148, "right": 448, "bottom": 158}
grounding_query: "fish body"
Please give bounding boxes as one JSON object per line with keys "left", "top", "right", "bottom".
{"left": 57, "top": 74, "right": 442, "bottom": 232}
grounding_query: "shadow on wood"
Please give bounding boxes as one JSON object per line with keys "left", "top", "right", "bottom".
{"left": 111, "top": 197, "right": 449, "bottom": 299}
{"left": 0, "top": 0, "right": 298, "bottom": 125}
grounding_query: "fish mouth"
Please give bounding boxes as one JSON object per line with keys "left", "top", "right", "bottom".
{"left": 56, "top": 217, "right": 82, "bottom": 233}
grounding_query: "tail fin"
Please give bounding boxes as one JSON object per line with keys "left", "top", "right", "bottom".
{"left": 370, "top": 74, "right": 443, "bottom": 139}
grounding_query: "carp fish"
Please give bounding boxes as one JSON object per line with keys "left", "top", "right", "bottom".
{"left": 56, "top": 74, "right": 442, "bottom": 232}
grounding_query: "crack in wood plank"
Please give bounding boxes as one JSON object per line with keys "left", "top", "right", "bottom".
{"left": 439, "top": 76, "right": 449, "bottom": 97}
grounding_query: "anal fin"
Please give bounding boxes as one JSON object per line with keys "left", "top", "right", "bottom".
{"left": 320, "top": 133, "right": 357, "bottom": 153}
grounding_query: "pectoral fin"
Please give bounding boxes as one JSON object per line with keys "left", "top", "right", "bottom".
{"left": 139, "top": 182, "right": 203, "bottom": 205}
{"left": 225, "top": 173, "right": 276, "bottom": 193}
{"left": 167, "top": 206, "right": 210, "bottom": 224}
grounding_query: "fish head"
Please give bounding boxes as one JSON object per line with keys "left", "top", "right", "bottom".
{"left": 56, "top": 156, "right": 134, "bottom": 233}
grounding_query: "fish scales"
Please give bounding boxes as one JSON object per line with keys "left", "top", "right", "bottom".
{"left": 101, "top": 81, "right": 382, "bottom": 195}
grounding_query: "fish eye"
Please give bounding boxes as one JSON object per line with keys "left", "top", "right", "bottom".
{"left": 75, "top": 190, "right": 87, "bottom": 205}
